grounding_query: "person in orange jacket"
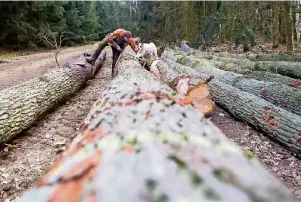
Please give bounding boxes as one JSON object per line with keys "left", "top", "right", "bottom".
{"left": 86, "top": 29, "right": 138, "bottom": 78}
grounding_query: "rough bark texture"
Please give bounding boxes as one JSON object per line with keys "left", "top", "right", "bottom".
{"left": 0, "top": 51, "right": 106, "bottom": 143}
{"left": 20, "top": 48, "right": 297, "bottom": 202}
{"left": 209, "top": 79, "right": 301, "bottom": 156}
{"left": 255, "top": 61, "right": 301, "bottom": 79}
{"left": 272, "top": 2, "right": 280, "bottom": 49}
{"left": 160, "top": 57, "right": 301, "bottom": 155}
{"left": 243, "top": 71, "right": 301, "bottom": 90}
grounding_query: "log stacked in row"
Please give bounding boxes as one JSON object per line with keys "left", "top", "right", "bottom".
{"left": 20, "top": 48, "right": 297, "bottom": 202}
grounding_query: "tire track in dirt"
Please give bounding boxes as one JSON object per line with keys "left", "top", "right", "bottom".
{"left": 0, "top": 47, "right": 113, "bottom": 202}
{"left": 0, "top": 44, "right": 96, "bottom": 90}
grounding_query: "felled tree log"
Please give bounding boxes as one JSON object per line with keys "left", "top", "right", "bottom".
{"left": 254, "top": 61, "right": 301, "bottom": 79}
{"left": 163, "top": 49, "right": 253, "bottom": 74}
{"left": 159, "top": 58, "right": 301, "bottom": 155}
{"left": 163, "top": 51, "right": 301, "bottom": 116}
{"left": 0, "top": 51, "right": 106, "bottom": 143}
{"left": 20, "top": 49, "right": 297, "bottom": 202}
{"left": 243, "top": 71, "right": 301, "bottom": 90}
{"left": 167, "top": 49, "right": 301, "bottom": 79}
{"left": 152, "top": 59, "right": 215, "bottom": 115}
{"left": 247, "top": 53, "right": 301, "bottom": 62}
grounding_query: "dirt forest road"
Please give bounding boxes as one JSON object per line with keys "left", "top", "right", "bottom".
{"left": 0, "top": 44, "right": 96, "bottom": 90}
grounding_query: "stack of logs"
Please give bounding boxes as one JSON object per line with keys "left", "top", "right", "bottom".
{"left": 0, "top": 47, "right": 299, "bottom": 201}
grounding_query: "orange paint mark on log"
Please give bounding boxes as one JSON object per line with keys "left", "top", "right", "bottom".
{"left": 187, "top": 83, "right": 215, "bottom": 116}
{"left": 83, "top": 192, "right": 97, "bottom": 202}
{"left": 297, "top": 132, "right": 301, "bottom": 145}
{"left": 288, "top": 80, "right": 301, "bottom": 88}
{"left": 38, "top": 126, "right": 104, "bottom": 187}
{"left": 262, "top": 108, "right": 280, "bottom": 128}
{"left": 175, "top": 97, "right": 192, "bottom": 105}
{"left": 48, "top": 150, "right": 102, "bottom": 202}
{"left": 123, "top": 144, "right": 134, "bottom": 153}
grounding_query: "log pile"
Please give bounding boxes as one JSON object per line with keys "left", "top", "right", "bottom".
{"left": 163, "top": 51, "right": 301, "bottom": 117}
{"left": 165, "top": 48, "right": 301, "bottom": 79}
{"left": 158, "top": 58, "right": 301, "bottom": 156}
{"left": 0, "top": 51, "right": 106, "bottom": 143}
{"left": 20, "top": 48, "right": 297, "bottom": 202}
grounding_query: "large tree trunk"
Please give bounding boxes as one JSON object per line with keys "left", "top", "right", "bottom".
{"left": 0, "top": 51, "right": 106, "bottom": 143}
{"left": 272, "top": 2, "right": 280, "bottom": 48}
{"left": 188, "top": 48, "right": 301, "bottom": 62}
{"left": 255, "top": 60, "right": 301, "bottom": 79}
{"left": 243, "top": 71, "right": 301, "bottom": 90}
{"left": 285, "top": 1, "right": 293, "bottom": 54}
{"left": 20, "top": 48, "right": 296, "bottom": 202}
{"left": 247, "top": 53, "right": 301, "bottom": 62}
{"left": 163, "top": 51, "right": 301, "bottom": 116}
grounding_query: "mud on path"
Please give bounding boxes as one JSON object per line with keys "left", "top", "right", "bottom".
{"left": 0, "top": 44, "right": 95, "bottom": 90}
{"left": 0, "top": 47, "right": 113, "bottom": 202}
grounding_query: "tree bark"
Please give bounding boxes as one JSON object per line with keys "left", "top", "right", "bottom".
{"left": 158, "top": 58, "right": 301, "bottom": 156}
{"left": 0, "top": 51, "right": 106, "bottom": 143}
{"left": 243, "top": 71, "right": 301, "bottom": 90}
{"left": 247, "top": 53, "right": 301, "bottom": 62}
{"left": 20, "top": 48, "right": 297, "bottom": 202}
{"left": 285, "top": 1, "right": 293, "bottom": 54}
{"left": 255, "top": 60, "right": 301, "bottom": 79}
{"left": 272, "top": 2, "right": 280, "bottom": 48}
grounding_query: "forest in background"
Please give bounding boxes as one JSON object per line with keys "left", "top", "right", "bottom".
{"left": 0, "top": 1, "right": 300, "bottom": 53}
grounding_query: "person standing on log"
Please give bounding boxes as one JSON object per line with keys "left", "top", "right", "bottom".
{"left": 86, "top": 29, "right": 138, "bottom": 78}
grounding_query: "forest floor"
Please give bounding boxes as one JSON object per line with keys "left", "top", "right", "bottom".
{"left": 0, "top": 44, "right": 300, "bottom": 201}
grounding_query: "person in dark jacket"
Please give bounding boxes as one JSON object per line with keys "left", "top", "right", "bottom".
{"left": 86, "top": 29, "right": 138, "bottom": 78}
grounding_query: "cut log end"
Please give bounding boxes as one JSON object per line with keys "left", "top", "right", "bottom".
{"left": 187, "top": 83, "right": 216, "bottom": 116}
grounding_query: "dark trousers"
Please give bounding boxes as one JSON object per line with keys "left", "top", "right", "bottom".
{"left": 91, "top": 37, "right": 124, "bottom": 78}
{"left": 111, "top": 47, "right": 122, "bottom": 78}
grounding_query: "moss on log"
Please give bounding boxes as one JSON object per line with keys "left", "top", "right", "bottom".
{"left": 0, "top": 51, "right": 106, "bottom": 143}
{"left": 20, "top": 48, "right": 297, "bottom": 202}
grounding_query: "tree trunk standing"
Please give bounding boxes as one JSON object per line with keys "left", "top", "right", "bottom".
{"left": 272, "top": 2, "right": 280, "bottom": 48}
{"left": 285, "top": 1, "right": 293, "bottom": 54}
{"left": 0, "top": 51, "right": 106, "bottom": 143}
{"left": 292, "top": 3, "right": 298, "bottom": 41}
{"left": 158, "top": 57, "right": 301, "bottom": 156}
{"left": 279, "top": 4, "right": 287, "bottom": 44}
{"left": 20, "top": 48, "right": 297, "bottom": 202}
